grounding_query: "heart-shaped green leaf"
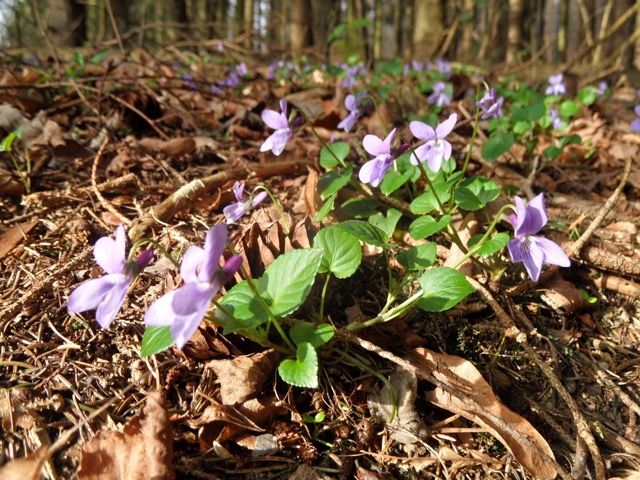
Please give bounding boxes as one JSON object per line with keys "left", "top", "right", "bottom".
{"left": 368, "top": 208, "right": 402, "bottom": 238}
{"left": 398, "top": 243, "right": 437, "bottom": 270}
{"left": 141, "top": 326, "right": 174, "bottom": 357}
{"left": 468, "top": 232, "right": 510, "bottom": 256}
{"left": 409, "top": 215, "right": 451, "bottom": 239}
{"left": 278, "top": 342, "right": 319, "bottom": 388}
{"left": 216, "top": 280, "right": 270, "bottom": 333}
{"left": 314, "top": 226, "right": 362, "bottom": 278}
{"left": 335, "top": 220, "right": 389, "bottom": 246}
{"left": 320, "top": 141, "right": 350, "bottom": 168}
{"left": 454, "top": 176, "right": 501, "bottom": 211}
{"left": 290, "top": 322, "right": 335, "bottom": 348}
{"left": 418, "top": 267, "right": 475, "bottom": 312}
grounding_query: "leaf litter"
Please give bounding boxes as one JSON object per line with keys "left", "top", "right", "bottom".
{"left": 0, "top": 46, "right": 639, "bottom": 480}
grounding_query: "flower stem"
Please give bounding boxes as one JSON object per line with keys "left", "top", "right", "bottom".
{"left": 128, "top": 238, "right": 180, "bottom": 268}
{"left": 253, "top": 184, "right": 290, "bottom": 231}
{"left": 319, "top": 274, "right": 331, "bottom": 321}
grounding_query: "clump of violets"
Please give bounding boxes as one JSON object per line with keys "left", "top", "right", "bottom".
{"left": 145, "top": 225, "right": 242, "bottom": 348}
{"left": 68, "top": 225, "right": 152, "bottom": 329}
{"left": 410, "top": 113, "right": 457, "bottom": 172}
{"left": 631, "top": 105, "right": 640, "bottom": 132}
{"left": 260, "top": 99, "right": 292, "bottom": 156}
{"left": 545, "top": 73, "right": 566, "bottom": 96}
{"left": 337, "top": 92, "right": 367, "bottom": 132}
{"left": 359, "top": 128, "right": 397, "bottom": 187}
{"left": 508, "top": 193, "right": 570, "bottom": 281}
{"left": 341, "top": 64, "right": 367, "bottom": 88}
{"left": 434, "top": 59, "right": 452, "bottom": 76}
{"left": 428, "top": 81, "right": 451, "bottom": 108}
{"left": 182, "top": 73, "right": 197, "bottom": 91}
{"left": 477, "top": 88, "right": 504, "bottom": 119}
{"left": 223, "top": 181, "right": 268, "bottom": 223}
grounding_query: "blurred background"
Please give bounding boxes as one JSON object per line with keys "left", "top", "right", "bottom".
{"left": 1, "top": 1, "right": 639, "bottom": 74}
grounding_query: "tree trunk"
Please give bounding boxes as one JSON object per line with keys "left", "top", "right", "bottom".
{"left": 506, "top": 0, "right": 524, "bottom": 64}
{"left": 566, "top": 0, "right": 586, "bottom": 62}
{"left": 544, "top": 0, "right": 561, "bottom": 63}
{"left": 45, "top": 0, "right": 86, "bottom": 47}
{"left": 412, "top": 0, "right": 442, "bottom": 60}
{"left": 380, "top": 0, "right": 398, "bottom": 60}
{"left": 291, "top": 0, "right": 312, "bottom": 55}
{"left": 311, "top": 0, "right": 334, "bottom": 57}
{"left": 458, "top": 0, "right": 475, "bottom": 60}
{"left": 244, "top": 0, "right": 254, "bottom": 48}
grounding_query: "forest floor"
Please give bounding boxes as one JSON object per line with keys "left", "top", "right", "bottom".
{"left": 1, "top": 49, "right": 640, "bottom": 480}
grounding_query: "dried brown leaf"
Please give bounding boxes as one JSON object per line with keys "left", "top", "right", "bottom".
{"left": 138, "top": 137, "right": 196, "bottom": 157}
{"left": 540, "top": 274, "right": 586, "bottom": 314}
{"left": 0, "top": 220, "right": 38, "bottom": 260}
{"left": 0, "top": 446, "right": 48, "bottom": 480}
{"left": 411, "top": 348, "right": 557, "bottom": 480}
{"left": 205, "top": 349, "right": 279, "bottom": 405}
{"left": 77, "top": 392, "right": 174, "bottom": 480}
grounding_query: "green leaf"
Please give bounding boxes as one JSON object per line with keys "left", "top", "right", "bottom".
{"left": 513, "top": 121, "right": 531, "bottom": 135}
{"left": 543, "top": 146, "right": 562, "bottom": 159}
{"left": 380, "top": 169, "right": 413, "bottom": 195}
{"left": 314, "top": 193, "right": 336, "bottom": 222}
{"left": 335, "top": 220, "right": 389, "bottom": 245}
{"left": 314, "top": 226, "right": 362, "bottom": 278}
{"left": 409, "top": 181, "right": 452, "bottom": 214}
{"left": 468, "top": 232, "right": 510, "bottom": 256}
{"left": 409, "top": 215, "right": 451, "bottom": 239}
{"left": 454, "top": 176, "right": 501, "bottom": 211}
{"left": 278, "top": 342, "right": 319, "bottom": 388}
{"left": 0, "top": 132, "right": 17, "bottom": 153}
{"left": 511, "top": 102, "right": 545, "bottom": 122}
{"left": 578, "top": 86, "right": 598, "bottom": 106}
{"left": 398, "top": 243, "right": 437, "bottom": 270}
{"left": 263, "top": 249, "right": 324, "bottom": 317}
{"left": 141, "top": 326, "right": 174, "bottom": 357}
{"left": 216, "top": 280, "right": 270, "bottom": 333}
{"left": 559, "top": 100, "right": 580, "bottom": 118}
{"left": 337, "top": 198, "right": 378, "bottom": 218}
{"left": 303, "top": 410, "right": 326, "bottom": 423}
{"left": 417, "top": 267, "right": 475, "bottom": 312}
{"left": 320, "top": 141, "right": 350, "bottom": 168}
{"left": 560, "top": 134, "right": 581, "bottom": 148}
{"left": 482, "top": 131, "right": 514, "bottom": 162}
{"left": 318, "top": 168, "right": 352, "bottom": 200}
{"left": 290, "top": 322, "right": 335, "bottom": 348}
{"left": 369, "top": 208, "right": 402, "bottom": 238}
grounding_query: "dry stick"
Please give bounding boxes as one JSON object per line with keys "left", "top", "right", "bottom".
{"left": 467, "top": 278, "right": 606, "bottom": 480}
{"left": 105, "top": 0, "right": 126, "bottom": 56}
{"left": 91, "top": 138, "right": 131, "bottom": 225}
{"left": 22, "top": 173, "right": 138, "bottom": 209}
{"left": 592, "top": 0, "right": 615, "bottom": 65}
{"left": 508, "top": 157, "right": 632, "bottom": 296}
{"left": 128, "top": 160, "right": 312, "bottom": 241}
{"left": 348, "top": 335, "right": 572, "bottom": 480}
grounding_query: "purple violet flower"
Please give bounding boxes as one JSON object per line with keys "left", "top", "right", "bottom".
{"left": 631, "top": 105, "right": 640, "bottom": 132}
{"left": 596, "top": 81, "right": 608, "bottom": 96}
{"left": 236, "top": 62, "right": 248, "bottom": 77}
{"left": 409, "top": 113, "right": 457, "bottom": 172}
{"left": 260, "top": 99, "right": 292, "bottom": 156}
{"left": 144, "top": 225, "right": 242, "bottom": 349}
{"left": 434, "top": 59, "right": 452, "bottom": 76}
{"left": 337, "top": 92, "right": 366, "bottom": 132}
{"left": 428, "top": 81, "right": 451, "bottom": 108}
{"left": 68, "top": 225, "right": 152, "bottom": 329}
{"left": 477, "top": 88, "right": 504, "bottom": 119}
{"left": 359, "top": 128, "right": 397, "bottom": 187}
{"left": 545, "top": 73, "right": 566, "bottom": 96}
{"left": 182, "top": 73, "right": 196, "bottom": 91}
{"left": 508, "top": 193, "right": 570, "bottom": 281}
{"left": 223, "top": 182, "right": 268, "bottom": 223}
{"left": 549, "top": 107, "right": 562, "bottom": 129}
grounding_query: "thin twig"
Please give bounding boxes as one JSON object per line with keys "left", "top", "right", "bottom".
{"left": 91, "top": 138, "right": 131, "bottom": 225}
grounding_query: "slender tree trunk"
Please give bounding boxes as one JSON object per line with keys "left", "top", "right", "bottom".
{"left": 506, "top": 0, "right": 523, "bottom": 64}
{"left": 412, "top": 0, "right": 442, "bottom": 60}
{"left": 458, "top": 0, "right": 475, "bottom": 60}
{"left": 244, "top": 0, "right": 254, "bottom": 48}
{"left": 379, "top": 0, "right": 397, "bottom": 60}
{"left": 544, "top": 0, "right": 561, "bottom": 63}
{"left": 567, "top": 0, "right": 586, "bottom": 62}
{"left": 311, "top": 0, "right": 333, "bottom": 57}
{"left": 45, "top": 0, "right": 86, "bottom": 47}
{"left": 291, "top": 0, "right": 312, "bottom": 54}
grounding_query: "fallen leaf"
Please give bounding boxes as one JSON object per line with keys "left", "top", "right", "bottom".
{"left": 410, "top": 348, "right": 557, "bottom": 480}
{"left": 0, "top": 220, "right": 38, "bottom": 260}
{"left": 235, "top": 433, "right": 279, "bottom": 456}
{"left": 0, "top": 446, "right": 48, "bottom": 480}
{"left": 138, "top": 137, "right": 196, "bottom": 157}
{"left": 77, "top": 391, "right": 174, "bottom": 480}
{"left": 367, "top": 365, "right": 428, "bottom": 447}
{"left": 205, "top": 349, "right": 279, "bottom": 405}
{"left": 540, "top": 274, "right": 586, "bottom": 314}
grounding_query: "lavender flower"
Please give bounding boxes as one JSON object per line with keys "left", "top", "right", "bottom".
{"left": 409, "top": 113, "right": 457, "bottom": 172}
{"left": 359, "top": 128, "right": 397, "bottom": 187}
{"left": 341, "top": 64, "right": 366, "bottom": 88}
{"left": 596, "top": 81, "right": 608, "bottom": 96}
{"left": 337, "top": 92, "right": 366, "bottom": 132}
{"left": 182, "top": 73, "right": 196, "bottom": 91}
{"left": 434, "top": 59, "right": 452, "bottom": 76}
{"left": 68, "top": 226, "right": 152, "bottom": 329}
{"left": 631, "top": 105, "right": 640, "bottom": 132}
{"left": 260, "top": 99, "right": 292, "bottom": 156}
{"left": 508, "top": 193, "right": 570, "bottom": 281}
{"left": 221, "top": 71, "right": 240, "bottom": 88}
{"left": 477, "top": 88, "right": 504, "bottom": 119}
{"left": 236, "top": 62, "right": 248, "bottom": 77}
{"left": 145, "top": 225, "right": 242, "bottom": 348}
{"left": 546, "top": 73, "right": 566, "bottom": 96}
{"left": 549, "top": 107, "right": 562, "bottom": 129}
{"left": 427, "top": 81, "right": 451, "bottom": 108}
{"left": 223, "top": 182, "right": 268, "bottom": 223}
